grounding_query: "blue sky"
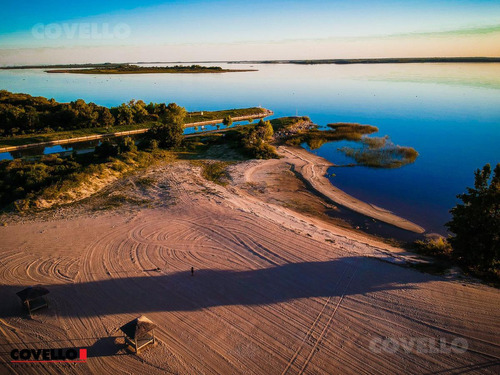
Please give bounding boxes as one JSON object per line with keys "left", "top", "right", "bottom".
{"left": 1, "top": 0, "right": 499, "bottom": 64}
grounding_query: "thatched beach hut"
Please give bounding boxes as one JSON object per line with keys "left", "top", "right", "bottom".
{"left": 120, "top": 315, "right": 157, "bottom": 353}
{"left": 16, "top": 286, "right": 49, "bottom": 315}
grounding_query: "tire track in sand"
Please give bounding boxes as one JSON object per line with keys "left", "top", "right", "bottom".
{"left": 282, "top": 262, "right": 358, "bottom": 374}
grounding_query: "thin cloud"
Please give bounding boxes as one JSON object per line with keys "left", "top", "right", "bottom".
{"left": 386, "top": 24, "right": 500, "bottom": 38}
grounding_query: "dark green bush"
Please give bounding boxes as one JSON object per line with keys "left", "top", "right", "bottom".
{"left": 447, "top": 163, "right": 500, "bottom": 272}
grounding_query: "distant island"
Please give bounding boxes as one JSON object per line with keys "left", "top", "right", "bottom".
{"left": 47, "top": 64, "right": 256, "bottom": 74}
{"left": 228, "top": 57, "right": 500, "bottom": 65}
{"left": 1, "top": 63, "right": 256, "bottom": 74}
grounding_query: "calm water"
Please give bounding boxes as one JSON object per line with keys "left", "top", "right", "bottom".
{"left": 1, "top": 63, "right": 499, "bottom": 234}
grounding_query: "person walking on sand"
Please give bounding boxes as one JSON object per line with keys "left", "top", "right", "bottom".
{"left": 191, "top": 266, "right": 194, "bottom": 276}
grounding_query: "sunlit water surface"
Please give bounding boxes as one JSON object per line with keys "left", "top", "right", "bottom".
{"left": 1, "top": 63, "right": 499, "bottom": 234}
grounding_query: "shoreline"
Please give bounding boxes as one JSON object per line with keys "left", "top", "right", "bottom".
{"left": 273, "top": 146, "right": 425, "bottom": 233}
{"left": 228, "top": 57, "right": 500, "bottom": 65}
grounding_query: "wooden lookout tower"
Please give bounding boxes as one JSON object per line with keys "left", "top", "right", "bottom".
{"left": 120, "top": 315, "right": 157, "bottom": 353}
{"left": 16, "top": 286, "right": 49, "bottom": 316}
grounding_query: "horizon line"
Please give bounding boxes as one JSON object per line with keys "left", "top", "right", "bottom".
{"left": 2, "top": 56, "right": 500, "bottom": 68}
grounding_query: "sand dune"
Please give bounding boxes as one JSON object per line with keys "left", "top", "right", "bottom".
{"left": 0, "top": 160, "right": 498, "bottom": 374}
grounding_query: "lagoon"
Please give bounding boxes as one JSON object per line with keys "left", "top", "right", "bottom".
{"left": 1, "top": 62, "right": 499, "bottom": 234}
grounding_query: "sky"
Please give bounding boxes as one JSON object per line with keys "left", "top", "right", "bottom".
{"left": 0, "top": 0, "right": 499, "bottom": 65}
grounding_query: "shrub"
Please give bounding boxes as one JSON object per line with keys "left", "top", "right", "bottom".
{"left": 414, "top": 237, "right": 452, "bottom": 257}
{"left": 201, "top": 162, "right": 229, "bottom": 186}
{"left": 95, "top": 140, "right": 118, "bottom": 158}
{"left": 240, "top": 121, "right": 278, "bottom": 159}
{"left": 148, "top": 122, "right": 184, "bottom": 149}
{"left": 119, "top": 137, "right": 137, "bottom": 153}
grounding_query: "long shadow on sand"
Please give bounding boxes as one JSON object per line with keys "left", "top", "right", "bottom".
{"left": 1, "top": 256, "right": 434, "bottom": 319}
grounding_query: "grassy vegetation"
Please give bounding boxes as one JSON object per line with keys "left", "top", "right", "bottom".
{"left": 135, "top": 177, "right": 156, "bottom": 187}
{"left": 185, "top": 107, "right": 267, "bottom": 123}
{"left": 327, "top": 122, "right": 379, "bottom": 134}
{"left": 276, "top": 121, "right": 419, "bottom": 168}
{"left": 339, "top": 137, "right": 419, "bottom": 168}
{"left": 411, "top": 236, "right": 500, "bottom": 286}
{"left": 0, "top": 138, "right": 175, "bottom": 212}
{"left": 282, "top": 122, "right": 378, "bottom": 149}
{"left": 199, "top": 161, "right": 231, "bottom": 186}
{"left": 414, "top": 237, "right": 453, "bottom": 258}
{"left": 46, "top": 64, "right": 255, "bottom": 74}
{"left": 409, "top": 262, "right": 451, "bottom": 276}
{"left": 183, "top": 121, "right": 278, "bottom": 160}
{"left": 92, "top": 193, "right": 149, "bottom": 211}
{"left": 278, "top": 123, "right": 417, "bottom": 168}
{"left": 0, "top": 116, "right": 281, "bottom": 212}
{"left": 270, "top": 116, "right": 311, "bottom": 131}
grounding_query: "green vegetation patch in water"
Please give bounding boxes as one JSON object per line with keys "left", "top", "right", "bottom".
{"left": 339, "top": 136, "right": 418, "bottom": 168}
{"left": 279, "top": 122, "right": 418, "bottom": 168}
{"left": 282, "top": 122, "right": 378, "bottom": 149}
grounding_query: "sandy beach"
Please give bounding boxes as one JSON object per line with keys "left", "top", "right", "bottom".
{"left": 0, "top": 154, "right": 499, "bottom": 374}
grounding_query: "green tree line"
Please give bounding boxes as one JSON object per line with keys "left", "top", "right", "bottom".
{"left": 0, "top": 90, "right": 182, "bottom": 136}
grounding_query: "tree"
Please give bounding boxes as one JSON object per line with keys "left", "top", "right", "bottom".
{"left": 240, "top": 120, "right": 278, "bottom": 159}
{"left": 22, "top": 106, "right": 40, "bottom": 132}
{"left": 258, "top": 119, "right": 274, "bottom": 141}
{"left": 446, "top": 163, "right": 500, "bottom": 270}
{"left": 71, "top": 99, "right": 98, "bottom": 128}
{"left": 147, "top": 123, "right": 183, "bottom": 149}
{"left": 147, "top": 103, "right": 186, "bottom": 148}
{"left": 223, "top": 115, "right": 233, "bottom": 127}
{"left": 159, "top": 102, "right": 186, "bottom": 126}
{"left": 111, "top": 104, "right": 133, "bottom": 126}
{"left": 145, "top": 102, "right": 157, "bottom": 114}
{"left": 98, "top": 107, "right": 115, "bottom": 129}
{"left": 129, "top": 100, "right": 148, "bottom": 123}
